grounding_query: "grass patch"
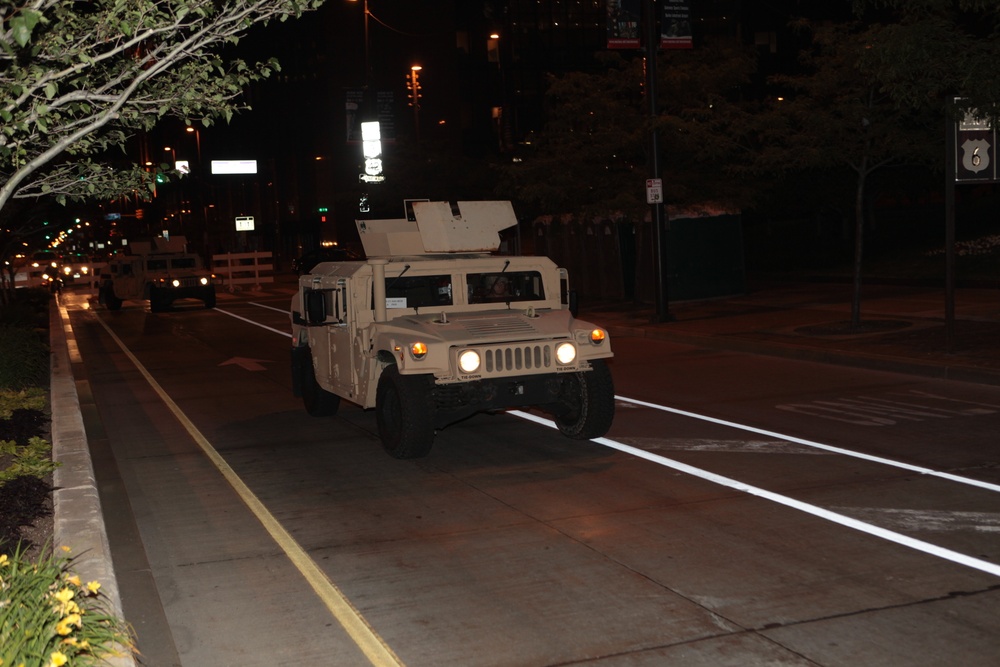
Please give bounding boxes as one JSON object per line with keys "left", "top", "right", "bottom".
{"left": 0, "top": 545, "right": 135, "bottom": 667}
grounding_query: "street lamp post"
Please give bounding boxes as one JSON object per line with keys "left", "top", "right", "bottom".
{"left": 164, "top": 146, "right": 183, "bottom": 228}
{"left": 643, "top": 0, "right": 671, "bottom": 323}
{"left": 348, "top": 0, "right": 371, "bottom": 87}
{"left": 185, "top": 126, "right": 202, "bottom": 164}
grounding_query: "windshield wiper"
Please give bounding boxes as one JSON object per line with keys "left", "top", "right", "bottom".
{"left": 385, "top": 264, "right": 411, "bottom": 291}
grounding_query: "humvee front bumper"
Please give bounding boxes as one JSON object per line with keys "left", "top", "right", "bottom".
{"left": 431, "top": 371, "right": 581, "bottom": 428}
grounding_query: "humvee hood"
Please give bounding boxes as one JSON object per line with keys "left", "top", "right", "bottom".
{"left": 385, "top": 309, "right": 578, "bottom": 344}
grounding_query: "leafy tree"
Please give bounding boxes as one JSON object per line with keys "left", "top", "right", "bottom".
{"left": 766, "top": 18, "right": 939, "bottom": 327}
{"left": 856, "top": 0, "right": 1000, "bottom": 117}
{"left": 766, "top": 2, "right": 1000, "bottom": 328}
{"left": 496, "top": 45, "right": 760, "bottom": 222}
{"left": 0, "top": 0, "right": 324, "bottom": 300}
{"left": 495, "top": 51, "right": 647, "bottom": 221}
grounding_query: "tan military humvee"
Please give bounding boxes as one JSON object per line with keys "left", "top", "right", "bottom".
{"left": 290, "top": 201, "right": 615, "bottom": 458}
{"left": 100, "top": 236, "right": 216, "bottom": 312}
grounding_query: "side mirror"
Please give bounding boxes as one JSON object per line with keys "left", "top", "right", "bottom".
{"left": 305, "top": 289, "right": 326, "bottom": 324}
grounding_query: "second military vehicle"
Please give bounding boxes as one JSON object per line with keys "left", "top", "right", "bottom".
{"left": 100, "top": 236, "right": 216, "bottom": 312}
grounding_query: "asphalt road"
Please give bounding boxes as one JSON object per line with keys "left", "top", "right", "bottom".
{"left": 60, "top": 286, "right": 1000, "bottom": 666}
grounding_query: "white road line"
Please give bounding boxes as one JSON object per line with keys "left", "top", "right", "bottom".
{"left": 249, "top": 301, "right": 288, "bottom": 314}
{"left": 226, "top": 307, "right": 1000, "bottom": 494}
{"left": 615, "top": 395, "right": 1000, "bottom": 494}
{"left": 217, "top": 307, "right": 1000, "bottom": 577}
{"left": 510, "top": 410, "right": 1000, "bottom": 580}
{"left": 213, "top": 307, "right": 290, "bottom": 337}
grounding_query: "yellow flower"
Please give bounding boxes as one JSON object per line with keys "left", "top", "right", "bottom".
{"left": 53, "top": 588, "right": 74, "bottom": 604}
{"left": 55, "top": 613, "right": 82, "bottom": 636}
{"left": 65, "top": 575, "right": 81, "bottom": 587}
{"left": 60, "top": 546, "right": 71, "bottom": 553}
{"left": 0, "top": 554, "right": 8, "bottom": 566}
{"left": 86, "top": 580, "right": 101, "bottom": 594}
{"left": 47, "top": 651, "right": 68, "bottom": 667}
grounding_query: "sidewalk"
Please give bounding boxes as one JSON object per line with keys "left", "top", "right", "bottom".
{"left": 581, "top": 278, "right": 1000, "bottom": 386}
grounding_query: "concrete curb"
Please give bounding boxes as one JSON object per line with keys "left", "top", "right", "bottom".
{"left": 50, "top": 298, "right": 137, "bottom": 667}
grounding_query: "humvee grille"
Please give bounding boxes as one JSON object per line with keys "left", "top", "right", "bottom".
{"left": 175, "top": 276, "right": 203, "bottom": 287}
{"left": 483, "top": 343, "right": 554, "bottom": 373}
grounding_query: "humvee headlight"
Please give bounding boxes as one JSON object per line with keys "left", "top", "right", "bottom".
{"left": 410, "top": 341, "right": 428, "bottom": 359}
{"left": 199, "top": 277, "right": 209, "bottom": 286}
{"left": 171, "top": 279, "right": 181, "bottom": 287}
{"left": 590, "top": 329, "right": 606, "bottom": 344}
{"left": 458, "top": 349, "right": 481, "bottom": 373}
{"left": 555, "top": 342, "right": 577, "bottom": 365}
{"left": 63, "top": 266, "right": 71, "bottom": 275}
{"left": 81, "top": 266, "right": 89, "bottom": 274}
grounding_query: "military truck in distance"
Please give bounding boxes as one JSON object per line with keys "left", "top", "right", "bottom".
{"left": 100, "top": 236, "right": 216, "bottom": 312}
{"left": 290, "top": 200, "right": 615, "bottom": 459}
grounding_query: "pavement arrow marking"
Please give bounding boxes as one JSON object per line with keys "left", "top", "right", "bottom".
{"left": 218, "top": 356, "right": 271, "bottom": 372}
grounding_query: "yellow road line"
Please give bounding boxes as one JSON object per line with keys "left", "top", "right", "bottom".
{"left": 91, "top": 313, "right": 404, "bottom": 667}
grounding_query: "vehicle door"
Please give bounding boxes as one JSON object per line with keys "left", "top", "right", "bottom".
{"left": 320, "top": 278, "right": 356, "bottom": 396}
{"left": 116, "top": 260, "right": 141, "bottom": 298}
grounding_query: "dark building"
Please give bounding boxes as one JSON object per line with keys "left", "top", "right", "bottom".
{"left": 131, "top": 1, "right": 818, "bottom": 263}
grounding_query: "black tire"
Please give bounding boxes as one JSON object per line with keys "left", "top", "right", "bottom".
{"left": 203, "top": 286, "right": 217, "bottom": 309}
{"left": 553, "top": 359, "right": 615, "bottom": 439}
{"left": 149, "top": 285, "right": 166, "bottom": 313}
{"left": 299, "top": 347, "right": 340, "bottom": 417}
{"left": 103, "top": 284, "right": 122, "bottom": 311}
{"left": 376, "top": 365, "right": 435, "bottom": 459}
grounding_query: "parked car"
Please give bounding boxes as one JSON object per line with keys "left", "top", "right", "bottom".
{"left": 291, "top": 246, "right": 362, "bottom": 275}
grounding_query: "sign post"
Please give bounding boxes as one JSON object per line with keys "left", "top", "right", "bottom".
{"left": 235, "top": 216, "right": 255, "bottom": 232}
{"left": 947, "top": 99, "right": 999, "bottom": 349}
{"left": 644, "top": 0, "right": 672, "bottom": 322}
{"left": 645, "top": 178, "right": 663, "bottom": 204}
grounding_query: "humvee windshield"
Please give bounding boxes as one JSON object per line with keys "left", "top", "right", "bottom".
{"left": 381, "top": 271, "right": 546, "bottom": 309}
{"left": 468, "top": 271, "right": 544, "bottom": 304}
{"left": 147, "top": 259, "right": 167, "bottom": 271}
{"left": 171, "top": 258, "right": 197, "bottom": 269}
{"left": 385, "top": 274, "right": 453, "bottom": 309}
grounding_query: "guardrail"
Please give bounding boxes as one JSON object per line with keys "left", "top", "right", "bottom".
{"left": 211, "top": 251, "right": 275, "bottom": 291}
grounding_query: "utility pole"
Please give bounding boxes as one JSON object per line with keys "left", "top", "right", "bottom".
{"left": 644, "top": 0, "right": 671, "bottom": 322}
